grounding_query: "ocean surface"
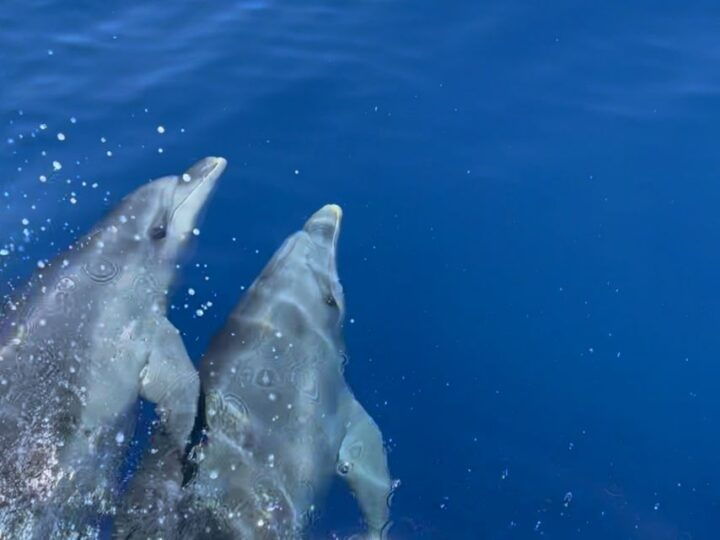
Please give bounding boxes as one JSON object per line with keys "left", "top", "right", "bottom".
{"left": 2, "top": 1, "right": 720, "bottom": 538}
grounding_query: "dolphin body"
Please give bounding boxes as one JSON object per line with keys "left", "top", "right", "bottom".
{"left": 0, "top": 157, "right": 226, "bottom": 539}
{"left": 118, "top": 204, "right": 393, "bottom": 539}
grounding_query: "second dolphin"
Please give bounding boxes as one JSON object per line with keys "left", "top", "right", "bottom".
{"left": 119, "top": 204, "right": 393, "bottom": 539}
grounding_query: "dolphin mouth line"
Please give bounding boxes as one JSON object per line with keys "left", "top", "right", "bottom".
{"left": 328, "top": 206, "right": 342, "bottom": 262}
{"left": 168, "top": 160, "right": 221, "bottom": 224}
{"left": 331, "top": 216, "right": 340, "bottom": 254}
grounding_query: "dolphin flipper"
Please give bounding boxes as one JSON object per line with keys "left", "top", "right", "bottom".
{"left": 117, "top": 320, "right": 197, "bottom": 539}
{"left": 139, "top": 319, "right": 200, "bottom": 450}
{"left": 338, "top": 399, "right": 392, "bottom": 539}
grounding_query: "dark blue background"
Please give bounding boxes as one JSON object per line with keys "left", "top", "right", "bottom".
{"left": 2, "top": 1, "right": 719, "bottom": 538}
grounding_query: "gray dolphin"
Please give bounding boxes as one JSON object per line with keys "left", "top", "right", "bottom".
{"left": 0, "top": 157, "right": 226, "bottom": 539}
{"left": 117, "top": 204, "right": 393, "bottom": 539}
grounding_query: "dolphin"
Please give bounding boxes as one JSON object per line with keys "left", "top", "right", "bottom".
{"left": 0, "top": 156, "right": 226, "bottom": 539}
{"left": 117, "top": 204, "right": 393, "bottom": 539}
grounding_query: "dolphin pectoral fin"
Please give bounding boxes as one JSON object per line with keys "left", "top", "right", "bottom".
{"left": 118, "top": 320, "right": 198, "bottom": 539}
{"left": 338, "top": 399, "right": 392, "bottom": 539}
{"left": 139, "top": 319, "right": 200, "bottom": 450}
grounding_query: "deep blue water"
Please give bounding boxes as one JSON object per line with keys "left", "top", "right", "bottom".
{"left": 3, "top": 1, "right": 720, "bottom": 538}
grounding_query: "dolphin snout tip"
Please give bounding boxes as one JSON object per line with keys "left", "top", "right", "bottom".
{"left": 184, "top": 156, "right": 227, "bottom": 182}
{"left": 325, "top": 203, "right": 342, "bottom": 219}
{"left": 204, "top": 156, "right": 227, "bottom": 176}
{"left": 303, "top": 204, "right": 343, "bottom": 248}
{"left": 209, "top": 156, "right": 227, "bottom": 169}
{"left": 313, "top": 203, "right": 343, "bottom": 224}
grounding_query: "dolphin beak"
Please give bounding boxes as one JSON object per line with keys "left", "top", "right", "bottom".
{"left": 168, "top": 157, "right": 227, "bottom": 236}
{"left": 303, "top": 204, "right": 343, "bottom": 253}
{"left": 303, "top": 204, "right": 344, "bottom": 314}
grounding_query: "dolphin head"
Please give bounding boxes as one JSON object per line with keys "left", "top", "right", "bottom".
{"left": 148, "top": 156, "right": 227, "bottom": 257}
{"left": 253, "top": 204, "right": 345, "bottom": 332}
{"left": 80, "top": 157, "right": 226, "bottom": 288}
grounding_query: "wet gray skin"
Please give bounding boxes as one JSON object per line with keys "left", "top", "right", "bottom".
{"left": 117, "top": 204, "right": 393, "bottom": 540}
{"left": 0, "top": 157, "right": 226, "bottom": 539}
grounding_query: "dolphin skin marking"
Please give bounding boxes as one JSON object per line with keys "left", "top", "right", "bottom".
{"left": 0, "top": 157, "right": 226, "bottom": 539}
{"left": 118, "top": 204, "right": 393, "bottom": 539}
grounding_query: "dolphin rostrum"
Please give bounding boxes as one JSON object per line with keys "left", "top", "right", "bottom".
{"left": 0, "top": 157, "right": 226, "bottom": 538}
{"left": 118, "top": 204, "right": 394, "bottom": 539}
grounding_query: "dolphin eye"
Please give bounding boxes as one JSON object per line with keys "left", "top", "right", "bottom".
{"left": 337, "top": 461, "right": 352, "bottom": 475}
{"left": 325, "top": 294, "right": 337, "bottom": 307}
{"left": 150, "top": 225, "right": 166, "bottom": 240}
